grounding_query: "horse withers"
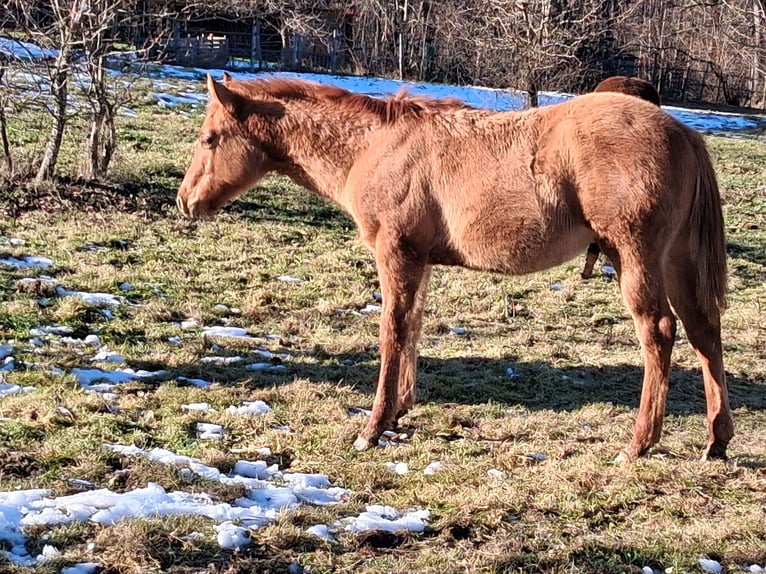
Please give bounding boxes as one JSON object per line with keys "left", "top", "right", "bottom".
{"left": 581, "top": 76, "right": 662, "bottom": 279}
{"left": 177, "top": 74, "right": 733, "bottom": 461}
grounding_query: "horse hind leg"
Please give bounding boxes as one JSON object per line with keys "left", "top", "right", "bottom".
{"left": 615, "top": 252, "right": 677, "bottom": 460}
{"left": 665, "top": 254, "right": 733, "bottom": 460}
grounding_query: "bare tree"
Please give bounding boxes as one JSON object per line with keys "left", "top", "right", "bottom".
{"left": 75, "top": 0, "right": 169, "bottom": 179}
{"left": 0, "top": 63, "right": 13, "bottom": 175}
{"left": 6, "top": 0, "right": 81, "bottom": 182}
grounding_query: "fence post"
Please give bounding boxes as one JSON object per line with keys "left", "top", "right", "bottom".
{"left": 251, "top": 24, "right": 261, "bottom": 72}
{"left": 292, "top": 34, "right": 302, "bottom": 70}
{"left": 330, "top": 29, "right": 339, "bottom": 73}
{"left": 172, "top": 20, "right": 181, "bottom": 55}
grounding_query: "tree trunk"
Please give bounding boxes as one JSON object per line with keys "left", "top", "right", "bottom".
{"left": 0, "top": 68, "right": 12, "bottom": 175}
{"left": 84, "top": 57, "right": 117, "bottom": 180}
{"left": 35, "top": 63, "right": 69, "bottom": 182}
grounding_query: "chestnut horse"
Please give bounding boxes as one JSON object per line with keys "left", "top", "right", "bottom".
{"left": 580, "top": 76, "right": 662, "bottom": 279}
{"left": 177, "top": 74, "right": 733, "bottom": 461}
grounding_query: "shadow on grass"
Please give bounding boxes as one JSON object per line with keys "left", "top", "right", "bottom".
{"left": 132, "top": 350, "right": 766, "bottom": 417}
{"left": 0, "top": 168, "right": 180, "bottom": 219}
{"left": 728, "top": 240, "right": 766, "bottom": 287}
{"left": 228, "top": 183, "right": 355, "bottom": 233}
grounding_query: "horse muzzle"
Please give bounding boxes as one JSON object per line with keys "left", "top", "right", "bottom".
{"left": 176, "top": 192, "right": 217, "bottom": 219}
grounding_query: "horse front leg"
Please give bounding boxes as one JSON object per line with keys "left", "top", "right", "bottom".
{"left": 353, "top": 244, "right": 428, "bottom": 451}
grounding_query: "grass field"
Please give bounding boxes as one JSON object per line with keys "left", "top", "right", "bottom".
{"left": 0, "top": 94, "right": 765, "bottom": 573}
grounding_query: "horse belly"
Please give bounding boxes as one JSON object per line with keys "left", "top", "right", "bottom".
{"left": 455, "top": 210, "right": 595, "bottom": 276}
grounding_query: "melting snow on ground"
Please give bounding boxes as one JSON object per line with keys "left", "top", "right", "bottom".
{"left": 0, "top": 439, "right": 430, "bottom": 566}
{"left": 0, "top": 255, "right": 54, "bottom": 268}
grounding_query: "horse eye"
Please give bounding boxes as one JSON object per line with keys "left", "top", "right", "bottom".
{"left": 200, "top": 133, "right": 218, "bottom": 148}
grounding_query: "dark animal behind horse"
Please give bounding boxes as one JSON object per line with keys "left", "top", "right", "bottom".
{"left": 177, "top": 75, "right": 732, "bottom": 462}
{"left": 593, "top": 76, "right": 661, "bottom": 106}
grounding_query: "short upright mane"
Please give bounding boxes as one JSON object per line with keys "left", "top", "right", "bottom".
{"left": 230, "top": 77, "right": 472, "bottom": 123}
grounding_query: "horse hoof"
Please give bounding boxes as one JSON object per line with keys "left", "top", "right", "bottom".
{"left": 700, "top": 443, "right": 729, "bottom": 462}
{"left": 353, "top": 435, "right": 375, "bottom": 451}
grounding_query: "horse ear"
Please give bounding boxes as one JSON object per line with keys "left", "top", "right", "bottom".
{"left": 207, "top": 73, "right": 241, "bottom": 116}
{"left": 221, "top": 71, "right": 233, "bottom": 85}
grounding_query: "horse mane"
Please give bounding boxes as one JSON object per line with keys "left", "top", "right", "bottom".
{"left": 229, "top": 77, "right": 473, "bottom": 123}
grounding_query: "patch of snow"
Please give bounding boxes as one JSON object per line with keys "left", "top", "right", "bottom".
{"left": 306, "top": 524, "right": 336, "bottom": 542}
{"left": 698, "top": 558, "right": 723, "bottom": 574}
{"left": 487, "top": 468, "right": 506, "bottom": 479}
{"left": 359, "top": 304, "right": 381, "bottom": 314}
{"left": 202, "top": 326, "right": 254, "bottom": 340}
{"left": 0, "top": 237, "right": 26, "bottom": 246}
{"left": 0, "top": 383, "right": 35, "bottom": 397}
{"left": 233, "top": 460, "right": 280, "bottom": 480}
{"left": 62, "top": 563, "right": 100, "bottom": 574}
{"left": 341, "top": 505, "right": 430, "bottom": 533}
{"left": 0, "top": 37, "right": 57, "bottom": 60}
{"left": 216, "top": 521, "right": 250, "bottom": 549}
{"left": 71, "top": 366, "right": 167, "bottom": 392}
{"left": 5, "top": 436, "right": 351, "bottom": 564}
{"left": 423, "top": 461, "right": 445, "bottom": 475}
{"left": 0, "top": 255, "right": 54, "bottom": 268}
{"left": 247, "top": 362, "right": 287, "bottom": 372}
{"left": 91, "top": 348, "right": 125, "bottom": 363}
{"left": 177, "top": 376, "right": 212, "bottom": 388}
{"left": 253, "top": 348, "right": 292, "bottom": 361}
{"left": 182, "top": 402, "right": 215, "bottom": 412}
{"left": 62, "top": 334, "right": 101, "bottom": 347}
{"left": 180, "top": 320, "right": 200, "bottom": 330}
{"left": 347, "top": 406, "right": 372, "bottom": 417}
{"left": 167, "top": 335, "right": 182, "bottom": 345}
{"left": 226, "top": 400, "right": 272, "bottom": 415}
{"left": 30, "top": 325, "right": 74, "bottom": 337}
{"left": 0, "top": 343, "right": 13, "bottom": 360}
{"left": 277, "top": 275, "right": 304, "bottom": 284}
{"left": 200, "top": 355, "right": 243, "bottom": 365}
{"left": 385, "top": 462, "right": 409, "bottom": 475}
{"left": 450, "top": 327, "right": 467, "bottom": 335}
{"left": 56, "top": 286, "right": 124, "bottom": 307}
{"left": 196, "top": 422, "right": 225, "bottom": 440}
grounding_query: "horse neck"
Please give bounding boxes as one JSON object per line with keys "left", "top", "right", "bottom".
{"left": 271, "top": 102, "right": 380, "bottom": 206}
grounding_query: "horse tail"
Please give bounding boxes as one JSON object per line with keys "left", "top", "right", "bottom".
{"left": 686, "top": 130, "right": 728, "bottom": 318}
